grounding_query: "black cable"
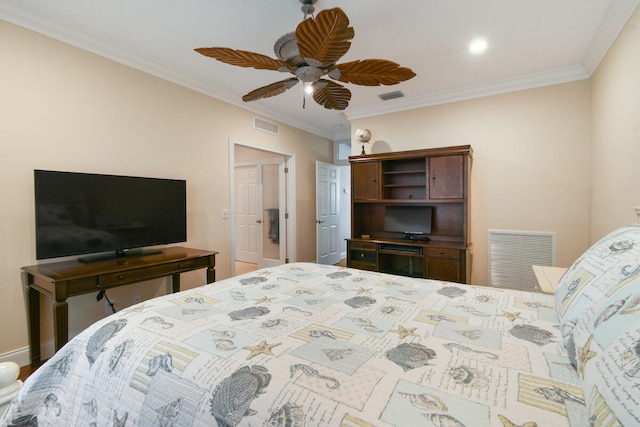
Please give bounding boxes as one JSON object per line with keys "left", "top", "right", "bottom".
{"left": 96, "top": 290, "right": 116, "bottom": 313}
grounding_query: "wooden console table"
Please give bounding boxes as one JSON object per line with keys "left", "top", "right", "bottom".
{"left": 22, "top": 247, "right": 218, "bottom": 366}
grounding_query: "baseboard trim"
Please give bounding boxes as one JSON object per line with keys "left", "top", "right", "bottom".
{"left": 0, "top": 347, "right": 30, "bottom": 367}
{"left": 0, "top": 340, "right": 55, "bottom": 367}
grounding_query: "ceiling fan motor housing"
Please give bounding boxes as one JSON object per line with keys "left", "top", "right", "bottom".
{"left": 274, "top": 32, "right": 323, "bottom": 82}
{"left": 274, "top": 32, "right": 304, "bottom": 66}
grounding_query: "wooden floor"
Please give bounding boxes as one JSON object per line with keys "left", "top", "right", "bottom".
{"left": 19, "top": 363, "right": 39, "bottom": 382}
{"left": 235, "top": 261, "right": 258, "bottom": 275}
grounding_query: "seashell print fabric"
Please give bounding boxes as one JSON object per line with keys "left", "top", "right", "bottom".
{"left": 571, "top": 271, "right": 640, "bottom": 426}
{"left": 555, "top": 224, "right": 640, "bottom": 364}
{"left": 2, "top": 263, "right": 588, "bottom": 426}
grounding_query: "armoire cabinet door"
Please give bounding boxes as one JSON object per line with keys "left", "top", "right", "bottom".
{"left": 352, "top": 161, "right": 379, "bottom": 200}
{"left": 426, "top": 257, "right": 461, "bottom": 282}
{"left": 429, "top": 155, "right": 464, "bottom": 199}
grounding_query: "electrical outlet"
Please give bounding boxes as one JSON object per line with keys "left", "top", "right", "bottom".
{"left": 105, "top": 299, "right": 115, "bottom": 314}
{"left": 133, "top": 293, "right": 141, "bottom": 304}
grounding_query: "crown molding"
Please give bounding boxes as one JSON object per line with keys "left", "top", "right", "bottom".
{"left": 345, "top": 0, "right": 639, "bottom": 121}
{"left": 344, "top": 66, "right": 590, "bottom": 121}
{"left": 582, "top": 0, "right": 640, "bottom": 75}
{"left": 0, "top": 2, "right": 335, "bottom": 140}
{"left": 3, "top": 0, "right": 637, "bottom": 138}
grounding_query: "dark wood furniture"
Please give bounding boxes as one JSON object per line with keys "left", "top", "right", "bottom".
{"left": 22, "top": 247, "right": 218, "bottom": 366}
{"left": 347, "top": 145, "right": 472, "bottom": 283}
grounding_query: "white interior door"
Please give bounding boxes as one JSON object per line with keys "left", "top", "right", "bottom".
{"left": 235, "top": 166, "right": 259, "bottom": 264}
{"left": 316, "top": 161, "right": 341, "bottom": 265}
{"left": 257, "top": 158, "right": 287, "bottom": 268}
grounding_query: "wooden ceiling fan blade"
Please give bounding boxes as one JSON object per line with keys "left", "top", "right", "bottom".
{"left": 242, "top": 78, "right": 299, "bottom": 102}
{"left": 296, "top": 7, "right": 354, "bottom": 67}
{"left": 312, "top": 79, "right": 351, "bottom": 110}
{"left": 329, "top": 59, "right": 416, "bottom": 86}
{"left": 195, "top": 47, "right": 291, "bottom": 71}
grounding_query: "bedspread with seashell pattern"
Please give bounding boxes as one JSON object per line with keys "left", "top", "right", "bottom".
{"left": 1, "top": 263, "right": 587, "bottom": 427}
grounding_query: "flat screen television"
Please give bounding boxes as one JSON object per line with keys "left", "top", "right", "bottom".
{"left": 34, "top": 170, "right": 187, "bottom": 261}
{"left": 384, "top": 205, "right": 433, "bottom": 240}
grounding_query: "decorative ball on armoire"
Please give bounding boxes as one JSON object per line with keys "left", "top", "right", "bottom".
{"left": 355, "top": 128, "right": 372, "bottom": 154}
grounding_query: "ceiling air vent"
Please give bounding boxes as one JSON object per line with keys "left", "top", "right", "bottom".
{"left": 254, "top": 117, "right": 279, "bottom": 135}
{"left": 379, "top": 91, "right": 404, "bottom": 101}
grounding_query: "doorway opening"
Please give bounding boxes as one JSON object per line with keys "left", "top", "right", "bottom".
{"left": 229, "top": 139, "right": 296, "bottom": 276}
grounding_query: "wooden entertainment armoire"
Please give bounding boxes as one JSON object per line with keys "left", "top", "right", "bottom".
{"left": 347, "top": 145, "right": 472, "bottom": 283}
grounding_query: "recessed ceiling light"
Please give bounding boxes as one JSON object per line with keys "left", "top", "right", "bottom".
{"left": 469, "top": 38, "right": 488, "bottom": 55}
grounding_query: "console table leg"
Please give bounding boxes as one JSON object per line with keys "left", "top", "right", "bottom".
{"left": 53, "top": 301, "right": 69, "bottom": 352}
{"left": 171, "top": 273, "right": 180, "bottom": 293}
{"left": 28, "top": 285, "right": 41, "bottom": 367}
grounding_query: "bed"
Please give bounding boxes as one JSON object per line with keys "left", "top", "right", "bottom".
{"left": 3, "top": 225, "right": 640, "bottom": 427}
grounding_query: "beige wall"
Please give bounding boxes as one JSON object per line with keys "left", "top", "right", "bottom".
{"left": 0, "top": 21, "right": 331, "bottom": 359}
{"left": 350, "top": 81, "right": 592, "bottom": 285}
{"left": 590, "top": 6, "right": 640, "bottom": 239}
{"left": 348, "top": 6, "right": 640, "bottom": 286}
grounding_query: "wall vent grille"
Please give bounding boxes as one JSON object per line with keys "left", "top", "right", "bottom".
{"left": 254, "top": 117, "right": 279, "bottom": 135}
{"left": 487, "top": 229, "right": 556, "bottom": 291}
{"left": 379, "top": 90, "right": 404, "bottom": 101}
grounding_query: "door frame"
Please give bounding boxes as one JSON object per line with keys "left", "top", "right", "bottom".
{"left": 228, "top": 138, "right": 296, "bottom": 276}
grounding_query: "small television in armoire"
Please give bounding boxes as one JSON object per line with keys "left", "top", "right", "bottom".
{"left": 383, "top": 205, "right": 433, "bottom": 241}
{"left": 34, "top": 169, "right": 187, "bottom": 261}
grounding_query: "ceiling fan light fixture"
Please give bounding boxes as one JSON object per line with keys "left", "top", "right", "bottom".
{"left": 304, "top": 83, "right": 314, "bottom": 94}
{"left": 295, "top": 65, "right": 323, "bottom": 82}
{"left": 195, "top": 6, "right": 415, "bottom": 110}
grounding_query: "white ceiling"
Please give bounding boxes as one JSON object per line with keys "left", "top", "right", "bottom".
{"left": 1, "top": 0, "right": 638, "bottom": 139}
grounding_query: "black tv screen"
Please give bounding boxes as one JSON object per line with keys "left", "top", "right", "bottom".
{"left": 34, "top": 170, "right": 187, "bottom": 260}
{"left": 384, "top": 205, "right": 433, "bottom": 236}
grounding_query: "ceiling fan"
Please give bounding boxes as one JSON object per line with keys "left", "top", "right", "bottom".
{"left": 195, "top": 0, "right": 416, "bottom": 110}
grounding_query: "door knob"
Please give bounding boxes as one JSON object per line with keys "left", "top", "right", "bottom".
{"left": 256, "top": 219, "right": 262, "bottom": 224}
